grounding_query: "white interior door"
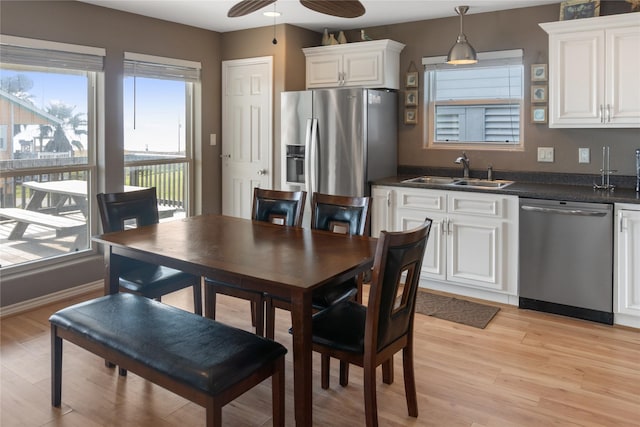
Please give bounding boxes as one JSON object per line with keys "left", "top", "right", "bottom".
{"left": 222, "top": 57, "right": 273, "bottom": 218}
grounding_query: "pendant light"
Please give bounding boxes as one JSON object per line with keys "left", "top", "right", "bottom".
{"left": 446, "top": 6, "right": 477, "bottom": 65}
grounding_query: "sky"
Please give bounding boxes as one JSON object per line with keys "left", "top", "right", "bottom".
{"left": 1, "top": 68, "right": 187, "bottom": 154}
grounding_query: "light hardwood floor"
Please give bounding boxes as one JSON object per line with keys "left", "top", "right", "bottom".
{"left": 1, "top": 287, "right": 639, "bottom": 426}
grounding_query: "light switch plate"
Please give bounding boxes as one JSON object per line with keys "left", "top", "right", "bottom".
{"left": 579, "top": 148, "right": 590, "bottom": 163}
{"left": 210, "top": 134, "right": 216, "bottom": 146}
{"left": 537, "top": 147, "right": 554, "bottom": 163}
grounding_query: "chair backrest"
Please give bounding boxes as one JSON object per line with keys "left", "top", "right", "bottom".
{"left": 97, "top": 187, "right": 159, "bottom": 233}
{"left": 365, "top": 219, "right": 432, "bottom": 353}
{"left": 310, "top": 193, "right": 370, "bottom": 236}
{"left": 251, "top": 188, "right": 306, "bottom": 227}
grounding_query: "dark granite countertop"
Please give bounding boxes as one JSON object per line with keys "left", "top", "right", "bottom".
{"left": 373, "top": 172, "right": 640, "bottom": 205}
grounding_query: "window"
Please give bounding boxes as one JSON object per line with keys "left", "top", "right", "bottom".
{"left": 423, "top": 50, "right": 523, "bottom": 149}
{"left": 123, "top": 53, "right": 200, "bottom": 218}
{"left": 0, "top": 36, "right": 103, "bottom": 269}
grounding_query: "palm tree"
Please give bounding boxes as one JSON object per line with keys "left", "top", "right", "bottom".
{"left": 43, "top": 102, "right": 86, "bottom": 152}
{"left": 44, "top": 125, "right": 73, "bottom": 153}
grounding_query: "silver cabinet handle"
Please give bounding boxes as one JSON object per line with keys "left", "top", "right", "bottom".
{"left": 606, "top": 104, "right": 611, "bottom": 123}
{"left": 600, "top": 104, "right": 605, "bottom": 123}
{"left": 220, "top": 154, "right": 231, "bottom": 158}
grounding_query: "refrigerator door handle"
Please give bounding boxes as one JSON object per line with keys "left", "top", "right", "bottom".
{"left": 304, "top": 118, "right": 314, "bottom": 196}
{"left": 308, "top": 118, "right": 319, "bottom": 196}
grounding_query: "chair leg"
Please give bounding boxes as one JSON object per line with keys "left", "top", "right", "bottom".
{"left": 382, "top": 356, "right": 394, "bottom": 385}
{"left": 193, "top": 282, "right": 203, "bottom": 316}
{"left": 321, "top": 355, "right": 330, "bottom": 389}
{"left": 204, "top": 284, "right": 217, "bottom": 319}
{"left": 253, "top": 299, "right": 265, "bottom": 337}
{"left": 265, "top": 297, "right": 276, "bottom": 340}
{"left": 272, "top": 357, "right": 285, "bottom": 427}
{"left": 250, "top": 301, "right": 257, "bottom": 326}
{"left": 363, "top": 361, "right": 379, "bottom": 427}
{"left": 403, "top": 346, "right": 418, "bottom": 417}
{"left": 51, "top": 325, "right": 62, "bottom": 407}
{"left": 339, "top": 361, "right": 349, "bottom": 387}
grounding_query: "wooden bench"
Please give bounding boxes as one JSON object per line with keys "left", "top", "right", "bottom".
{"left": 50, "top": 293, "right": 286, "bottom": 427}
{"left": 0, "top": 207, "right": 85, "bottom": 239}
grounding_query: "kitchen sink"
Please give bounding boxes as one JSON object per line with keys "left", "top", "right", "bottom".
{"left": 451, "top": 178, "right": 514, "bottom": 189}
{"left": 401, "top": 176, "right": 461, "bottom": 185}
{"left": 401, "top": 176, "right": 514, "bottom": 189}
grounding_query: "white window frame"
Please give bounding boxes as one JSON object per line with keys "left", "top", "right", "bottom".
{"left": 123, "top": 52, "right": 201, "bottom": 217}
{"left": 0, "top": 35, "right": 103, "bottom": 272}
{"left": 422, "top": 49, "right": 524, "bottom": 151}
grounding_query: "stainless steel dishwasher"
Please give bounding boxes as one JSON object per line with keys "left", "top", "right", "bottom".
{"left": 519, "top": 198, "right": 613, "bottom": 324}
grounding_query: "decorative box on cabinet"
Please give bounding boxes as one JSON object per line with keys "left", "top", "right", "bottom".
{"left": 614, "top": 203, "right": 640, "bottom": 328}
{"left": 372, "top": 185, "right": 519, "bottom": 304}
{"left": 540, "top": 14, "right": 640, "bottom": 128}
{"left": 303, "top": 39, "right": 405, "bottom": 89}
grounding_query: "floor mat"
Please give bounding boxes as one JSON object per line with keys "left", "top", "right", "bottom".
{"left": 415, "top": 290, "right": 500, "bottom": 329}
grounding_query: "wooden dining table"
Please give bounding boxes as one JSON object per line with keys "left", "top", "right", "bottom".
{"left": 92, "top": 214, "right": 377, "bottom": 426}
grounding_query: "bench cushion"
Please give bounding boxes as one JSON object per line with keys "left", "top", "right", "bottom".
{"left": 49, "top": 293, "right": 286, "bottom": 395}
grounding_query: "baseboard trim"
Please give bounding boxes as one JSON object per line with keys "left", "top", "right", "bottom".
{"left": 0, "top": 281, "right": 103, "bottom": 318}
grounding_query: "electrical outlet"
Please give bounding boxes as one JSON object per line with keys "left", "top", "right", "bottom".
{"left": 537, "top": 147, "right": 554, "bottom": 163}
{"left": 579, "top": 148, "right": 590, "bottom": 164}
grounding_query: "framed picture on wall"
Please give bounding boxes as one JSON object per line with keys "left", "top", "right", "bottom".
{"left": 406, "top": 72, "right": 418, "bottom": 88}
{"left": 404, "top": 108, "right": 417, "bottom": 125}
{"left": 405, "top": 90, "right": 418, "bottom": 107}
{"left": 531, "top": 85, "right": 547, "bottom": 103}
{"left": 532, "top": 106, "right": 547, "bottom": 124}
{"left": 531, "top": 64, "right": 547, "bottom": 82}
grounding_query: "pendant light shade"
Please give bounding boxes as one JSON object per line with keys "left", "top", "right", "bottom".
{"left": 446, "top": 6, "right": 477, "bottom": 65}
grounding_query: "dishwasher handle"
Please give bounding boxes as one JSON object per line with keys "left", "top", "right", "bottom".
{"left": 521, "top": 205, "right": 608, "bottom": 217}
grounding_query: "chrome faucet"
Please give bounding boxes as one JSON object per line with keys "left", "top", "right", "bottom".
{"left": 454, "top": 152, "right": 470, "bottom": 178}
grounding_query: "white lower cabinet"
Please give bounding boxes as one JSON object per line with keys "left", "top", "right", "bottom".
{"left": 372, "top": 186, "right": 519, "bottom": 303}
{"left": 615, "top": 204, "right": 640, "bottom": 328}
{"left": 371, "top": 186, "right": 394, "bottom": 237}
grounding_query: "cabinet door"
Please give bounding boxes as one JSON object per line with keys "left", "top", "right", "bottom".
{"left": 616, "top": 209, "right": 640, "bottom": 318}
{"left": 342, "top": 50, "right": 382, "bottom": 87}
{"left": 447, "top": 217, "right": 504, "bottom": 290}
{"left": 371, "top": 186, "right": 394, "bottom": 236}
{"left": 306, "top": 54, "right": 343, "bottom": 88}
{"left": 397, "top": 209, "right": 446, "bottom": 281}
{"left": 549, "top": 30, "right": 605, "bottom": 127}
{"left": 606, "top": 26, "right": 640, "bottom": 126}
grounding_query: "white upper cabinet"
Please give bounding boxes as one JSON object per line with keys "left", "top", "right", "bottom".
{"left": 540, "top": 14, "right": 640, "bottom": 128}
{"left": 303, "top": 39, "right": 405, "bottom": 89}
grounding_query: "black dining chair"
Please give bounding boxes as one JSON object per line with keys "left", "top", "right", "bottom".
{"left": 309, "top": 219, "right": 432, "bottom": 427}
{"left": 265, "top": 192, "right": 370, "bottom": 339}
{"left": 204, "top": 188, "right": 306, "bottom": 336}
{"left": 96, "top": 187, "right": 202, "bottom": 315}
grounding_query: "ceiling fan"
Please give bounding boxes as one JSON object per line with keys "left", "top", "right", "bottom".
{"left": 228, "top": 0, "right": 366, "bottom": 19}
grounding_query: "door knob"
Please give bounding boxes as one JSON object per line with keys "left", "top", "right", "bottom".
{"left": 220, "top": 154, "right": 231, "bottom": 158}
{"left": 257, "top": 169, "right": 267, "bottom": 175}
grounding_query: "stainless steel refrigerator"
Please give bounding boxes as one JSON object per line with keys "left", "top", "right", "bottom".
{"left": 281, "top": 88, "right": 397, "bottom": 211}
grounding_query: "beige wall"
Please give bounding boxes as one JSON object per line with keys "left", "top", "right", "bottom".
{"left": 342, "top": 5, "right": 639, "bottom": 175}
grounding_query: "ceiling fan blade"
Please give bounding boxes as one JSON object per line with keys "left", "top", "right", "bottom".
{"left": 228, "top": 0, "right": 275, "bottom": 17}
{"left": 300, "top": 0, "right": 365, "bottom": 18}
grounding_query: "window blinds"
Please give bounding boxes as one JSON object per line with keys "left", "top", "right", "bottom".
{"left": 124, "top": 52, "right": 200, "bottom": 82}
{"left": 0, "top": 40, "right": 104, "bottom": 72}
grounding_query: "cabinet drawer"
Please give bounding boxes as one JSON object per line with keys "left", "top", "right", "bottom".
{"left": 448, "top": 192, "right": 504, "bottom": 218}
{"left": 396, "top": 189, "right": 445, "bottom": 212}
